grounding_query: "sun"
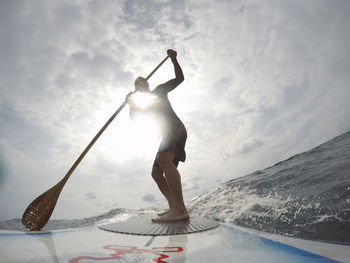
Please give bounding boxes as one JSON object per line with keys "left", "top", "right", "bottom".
{"left": 94, "top": 105, "right": 160, "bottom": 158}
{"left": 130, "top": 92, "right": 157, "bottom": 109}
{"left": 124, "top": 113, "right": 160, "bottom": 155}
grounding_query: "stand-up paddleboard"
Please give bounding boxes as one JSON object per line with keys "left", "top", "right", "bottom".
{"left": 1, "top": 214, "right": 349, "bottom": 263}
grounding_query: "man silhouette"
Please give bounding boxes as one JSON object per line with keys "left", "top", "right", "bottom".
{"left": 127, "top": 49, "right": 189, "bottom": 222}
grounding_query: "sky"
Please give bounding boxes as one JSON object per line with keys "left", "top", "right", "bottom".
{"left": 1, "top": 0, "right": 350, "bottom": 221}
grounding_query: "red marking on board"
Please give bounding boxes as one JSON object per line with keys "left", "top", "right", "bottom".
{"left": 69, "top": 244, "right": 183, "bottom": 263}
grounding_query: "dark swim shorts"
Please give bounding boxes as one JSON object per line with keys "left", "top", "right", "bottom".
{"left": 153, "top": 123, "right": 187, "bottom": 168}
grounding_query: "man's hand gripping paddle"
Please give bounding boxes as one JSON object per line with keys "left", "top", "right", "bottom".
{"left": 21, "top": 55, "right": 169, "bottom": 231}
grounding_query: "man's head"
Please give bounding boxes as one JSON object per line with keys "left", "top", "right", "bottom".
{"left": 134, "top": 76, "right": 150, "bottom": 92}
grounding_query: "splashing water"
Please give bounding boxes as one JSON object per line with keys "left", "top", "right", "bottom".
{"left": 1, "top": 131, "right": 349, "bottom": 243}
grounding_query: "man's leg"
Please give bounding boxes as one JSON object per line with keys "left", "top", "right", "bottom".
{"left": 151, "top": 166, "right": 173, "bottom": 210}
{"left": 152, "top": 151, "right": 189, "bottom": 222}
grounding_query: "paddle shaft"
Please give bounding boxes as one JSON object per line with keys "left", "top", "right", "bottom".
{"left": 61, "top": 55, "right": 169, "bottom": 184}
{"left": 145, "top": 55, "right": 169, "bottom": 80}
{"left": 60, "top": 100, "right": 127, "bottom": 184}
{"left": 22, "top": 55, "right": 169, "bottom": 230}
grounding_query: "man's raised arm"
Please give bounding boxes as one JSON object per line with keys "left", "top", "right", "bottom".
{"left": 158, "top": 49, "right": 184, "bottom": 93}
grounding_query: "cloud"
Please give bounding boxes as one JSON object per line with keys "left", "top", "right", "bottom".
{"left": 182, "top": 181, "right": 200, "bottom": 192}
{"left": 1, "top": 0, "right": 350, "bottom": 220}
{"left": 0, "top": 153, "right": 5, "bottom": 186}
{"left": 235, "top": 138, "right": 264, "bottom": 155}
{"left": 142, "top": 193, "right": 156, "bottom": 202}
{"left": 85, "top": 192, "right": 98, "bottom": 200}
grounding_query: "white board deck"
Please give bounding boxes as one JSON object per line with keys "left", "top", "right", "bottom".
{"left": 0, "top": 217, "right": 349, "bottom": 263}
{"left": 99, "top": 215, "right": 218, "bottom": 235}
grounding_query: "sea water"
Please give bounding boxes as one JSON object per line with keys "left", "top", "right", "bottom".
{"left": 1, "top": 131, "right": 349, "bottom": 243}
{"left": 187, "top": 131, "right": 350, "bottom": 243}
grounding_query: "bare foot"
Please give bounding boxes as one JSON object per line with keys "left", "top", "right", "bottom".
{"left": 157, "top": 210, "right": 171, "bottom": 217}
{"left": 152, "top": 210, "right": 190, "bottom": 223}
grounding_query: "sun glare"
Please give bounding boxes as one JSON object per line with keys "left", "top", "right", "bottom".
{"left": 94, "top": 104, "right": 160, "bottom": 159}
{"left": 118, "top": 113, "right": 160, "bottom": 157}
{"left": 131, "top": 92, "right": 157, "bottom": 108}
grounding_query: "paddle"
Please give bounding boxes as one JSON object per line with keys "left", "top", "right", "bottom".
{"left": 22, "top": 55, "right": 169, "bottom": 231}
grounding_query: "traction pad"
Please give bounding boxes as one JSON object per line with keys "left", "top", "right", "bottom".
{"left": 99, "top": 215, "right": 218, "bottom": 236}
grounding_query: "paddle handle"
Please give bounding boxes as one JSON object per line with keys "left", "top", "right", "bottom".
{"left": 61, "top": 55, "right": 169, "bottom": 183}
{"left": 145, "top": 55, "right": 169, "bottom": 80}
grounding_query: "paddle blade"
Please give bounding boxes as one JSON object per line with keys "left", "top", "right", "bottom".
{"left": 21, "top": 182, "right": 64, "bottom": 231}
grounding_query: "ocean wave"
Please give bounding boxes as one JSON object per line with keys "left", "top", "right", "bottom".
{"left": 1, "top": 131, "right": 349, "bottom": 243}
